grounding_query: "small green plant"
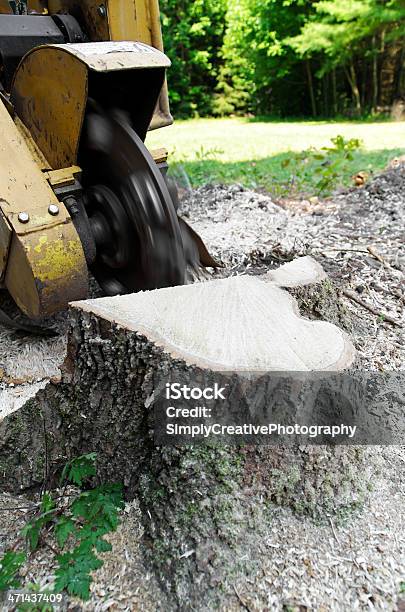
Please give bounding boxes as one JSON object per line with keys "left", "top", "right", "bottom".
{"left": 281, "top": 134, "right": 362, "bottom": 196}
{"left": 0, "top": 453, "right": 124, "bottom": 602}
{"left": 400, "top": 581, "right": 405, "bottom": 593}
{"left": 0, "top": 551, "right": 26, "bottom": 591}
{"left": 174, "top": 145, "right": 225, "bottom": 186}
{"left": 194, "top": 145, "right": 224, "bottom": 162}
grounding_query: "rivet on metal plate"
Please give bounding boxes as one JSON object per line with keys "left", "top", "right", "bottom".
{"left": 48, "top": 204, "right": 60, "bottom": 216}
{"left": 18, "top": 212, "right": 30, "bottom": 223}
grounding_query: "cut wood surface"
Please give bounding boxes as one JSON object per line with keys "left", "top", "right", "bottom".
{"left": 264, "top": 254, "right": 327, "bottom": 287}
{"left": 74, "top": 273, "right": 355, "bottom": 372}
{"left": 0, "top": 256, "right": 352, "bottom": 394}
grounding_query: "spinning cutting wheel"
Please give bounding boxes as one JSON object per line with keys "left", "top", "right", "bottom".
{"left": 80, "top": 106, "right": 187, "bottom": 295}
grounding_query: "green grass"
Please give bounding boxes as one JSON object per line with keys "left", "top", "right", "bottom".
{"left": 146, "top": 117, "right": 405, "bottom": 195}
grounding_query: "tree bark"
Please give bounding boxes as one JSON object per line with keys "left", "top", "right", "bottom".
{"left": 305, "top": 59, "right": 317, "bottom": 117}
{"left": 372, "top": 35, "right": 379, "bottom": 113}
{"left": 332, "top": 68, "right": 338, "bottom": 115}
{"left": 322, "top": 73, "right": 329, "bottom": 116}
{"left": 345, "top": 62, "right": 362, "bottom": 115}
{"left": 393, "top": 47, "right": 405, "bottom": 100}
{"left": 378, "top": 28, "right": 386, "bottom": 106}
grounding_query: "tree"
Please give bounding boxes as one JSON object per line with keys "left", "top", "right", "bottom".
{"left": 217, "top": 0, "right": 313, "bottom": 116}
{"left": 160, "top": 0, "right": 405, "bottom": 118}
{"left": 160, "top": 0, "right": 228, "bottom": 117}
{"left": 287, "top": 0, "right": 405, "bottom": 114}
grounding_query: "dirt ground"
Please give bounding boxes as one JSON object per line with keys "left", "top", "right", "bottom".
{"left": 0, "top": 163, "right": 404, "bottom": 610}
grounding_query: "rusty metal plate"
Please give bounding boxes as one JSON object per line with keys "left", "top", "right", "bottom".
{"left": 5, "top": 222, "right": 88, "bottom": 318}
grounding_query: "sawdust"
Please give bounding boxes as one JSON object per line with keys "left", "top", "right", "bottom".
{"left": 0, "top": 290, "right": 67, "bottom": 384}
{"left": 0, "top": 381, "right": 48, "bottom": 420}
{"left": 0, "top": 278, "right": 104, "bottom": 385}
{"left": 231, "top": 446, "right": 405, "bottom": 611}
{"left": 182, "top": 167, "right": 404, "bottom": 371}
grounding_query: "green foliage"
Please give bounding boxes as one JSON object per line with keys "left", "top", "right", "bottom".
{"left": 281, "top": 135, "right": 362, "bottom": 194}
{"left": 21, "top": 494, "right": 56, "bottom": 551}
{"left": 171, "top": 145, "right": 224, "bottom": 185}
{"left": 160, "top": 0, "right": 228, "bottom": 116}
{"left": 219, "top": 0, "right": 311, "bottom": 115}
{"left": 0, "top": 454, "right": 124, "bottom": 603}
{"left": 60, "top": 453, "right": 97, "bottom": 487}
{"left": 160, "top": 0, "right": 404, "bottom": 118}
{"left": 55, "top": 548, "right": 103, "bottom": 601}
{"left": 148, "top": 116, "right": 402, "bottom": 196}
{"left": 288, "top": 0, "right": 405, "bottom": 64}
{"left": 0, "top": 551, "right": 26, "bottom": 591}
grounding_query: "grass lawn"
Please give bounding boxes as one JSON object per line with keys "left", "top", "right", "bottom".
{"left": 146, "top": 117, "right": 405, "bottom": 196}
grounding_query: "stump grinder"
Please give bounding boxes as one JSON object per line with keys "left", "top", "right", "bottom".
{"left": 0, "top": 0, "right": 217, "bottom": 320}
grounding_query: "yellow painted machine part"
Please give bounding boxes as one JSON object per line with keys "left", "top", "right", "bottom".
{"left": 13, "top": 116, "right": 52, "bottom": 171}
{"left": 107, "top": 0, "right": 155, "bottom": 45}
{"left": 1, "top": 1, "right": 172, "bottom": 126}
{"left": 12, "top": 43, "right": 169, "bottom": 169}
{"left": 29, "top": 1, "right": 49, "bottom": 12}
{"left": 0, "top": 1, "right": 12, "bottom": 13}
{"left": 0, "top": 99, "right": 88, "bottom": 318}
{"left": 12, "top": 47, "right": 88, "bottom": 170}
{"left": 0, "top": 1, "right": 47, "bottom": 13}
{"left": 46, "top": 0, "right": 172, "bottom": 128}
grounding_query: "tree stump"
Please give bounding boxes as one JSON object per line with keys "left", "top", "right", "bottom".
{"left": 0, "top": 257, "right": 372, "bottom": 607}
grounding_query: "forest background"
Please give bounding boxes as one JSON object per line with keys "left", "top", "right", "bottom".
{"left": 160, "top": 0, "right": 405, "bottom": 119}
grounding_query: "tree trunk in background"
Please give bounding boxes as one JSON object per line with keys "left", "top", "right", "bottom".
{"left": 345, "top": 63, "right": 362, "bottom": 115}
{"left": 332, "top": 68, "right": 338, "bottom": 115}
{"left": 393, "top": 47, "right": 404, "bottom": 99}
{"left": 306, "top": 59, "right": 317, "bottom": 116}
{"left": 372, "top": 35, "right": 378, "bottom": 113}
{"left": 360, "top": 55, "right": 367, "bottom": 109}
{"left": 380, "top": 43, "right": 404, "bottom": 106}
{"left": 378, "top": 28, "right": 386, "bottom": 106}
{"left": 323, "top": 73, "right": 329, "bottom": 116}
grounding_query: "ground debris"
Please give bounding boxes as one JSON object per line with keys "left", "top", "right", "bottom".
{"left": 183, "top": 165, "right": 404, "bottom": 371}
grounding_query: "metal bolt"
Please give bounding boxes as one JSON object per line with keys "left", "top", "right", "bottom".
{"left": 97, "top": 4, "right": 106, "bottom": 17}
{"left": 48, "top": 204, "right": 60, "bottom": 216}
{"left": 64, "top": 196, "right": 79, "bottom": 217}
{"left": 18, "top": 212, "right": 29, "bottom": 223}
